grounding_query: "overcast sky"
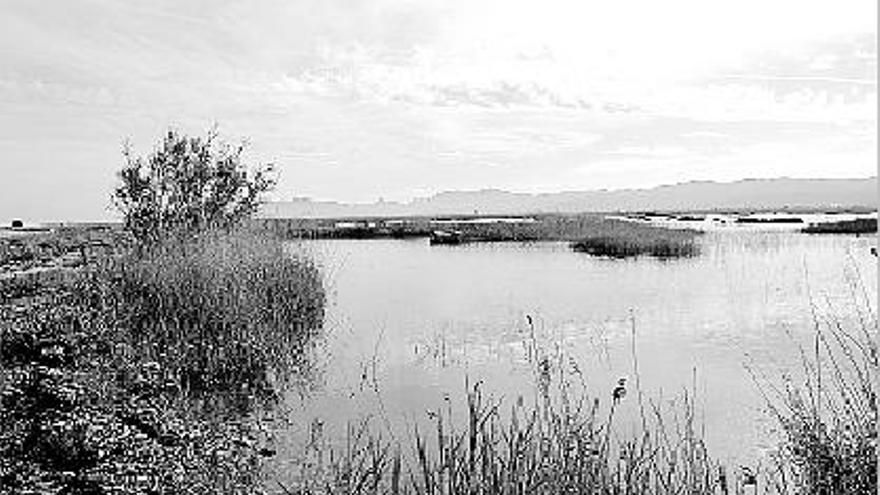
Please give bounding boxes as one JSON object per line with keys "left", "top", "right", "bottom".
{"left": 1, "top": 0, "right": 876, "bottom": 222}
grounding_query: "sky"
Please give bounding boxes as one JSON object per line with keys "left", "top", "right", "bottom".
{"left": 0, "top": 0, "right": 876, "bottom": 222}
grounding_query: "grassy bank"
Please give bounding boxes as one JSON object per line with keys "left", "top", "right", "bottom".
{"left": 0, "top": 227, "right": 325, "bottom": 493}
{"left": 802, "top": 218, "right": 877, "bottom": 234}
{"left": 0, "top": 225, "right": 127, "bottom": 278}
{"left": 84, "top": 229, "right": 325, "bottom": 404}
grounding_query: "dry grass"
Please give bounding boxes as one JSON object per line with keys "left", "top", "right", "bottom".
{"left": 81, "top": 228, "right": 326, "bottom": 408}
{"left": 0, "top": 284, "right": 272, "bottom": 493}
{"left": 284, "top": 321, "right": 727, "bottom": 494}
{"left": 570, "top": 235, "right": 699, "bottom": 259}
{"left": 0, "top": 225, "right": 128, "bottom": 279}
{"left": 748, "top": 264, "right": 877, "bottom": 494}
{"left": 263, "top": 215, "right": 701, "bottom": 259}
{"left": 1, "top": 228, "right": 326, "bottom": 493}
{"left": 569, "top": 220, "right": 700, "bottom": 259}
{"left": 429, "top": 216, "right": 701, "bottom": 258}
{"left": 801, "top": 218, "right": 877, "bottom": 234}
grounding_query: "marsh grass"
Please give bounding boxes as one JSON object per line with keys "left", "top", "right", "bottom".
{"left": 569, "top": 221, "right": 700, "bottom": 259}
{"left": 264, "top": 215, "right": 701, "bottom": 259}
{"left": 1, "top": 227, "right": 326, "bottom": 492}
{"left": 285, "top": 321, "right": 727, "bottom": 494}
{"left": 570, "top": 235, "right": 699, "bottom": 259}
{"left": 801, "top": 218, "right": 877, "bottom": 234}
{"left": 0, "top": 225, "right": 127, "bottom": 279}
{"left": 748, "top": 265, "right": 878, "bottom": 494}
{"left": 0, "top": 289, "right": 273, "bottom": 493}
{"left": 427, "top": 216, "right": 701, "bottom": 258}
{"left": 81, "top": 228, "right": 326, "bottom": 410}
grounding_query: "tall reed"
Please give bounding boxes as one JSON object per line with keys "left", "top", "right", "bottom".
{"left": 801, "top": 218, "right": 877, "bottom": 234}
{"left": 80, "top": 228, "right": 325, "bottom": 409}
{"left": 570, "top": 220, "right": 700, "bottom": 258}
{"left": 748, "top": 264, "right": 877, "bottom": 494}
{"left": 286, "top": 327, "right": 723, "bottom": 494}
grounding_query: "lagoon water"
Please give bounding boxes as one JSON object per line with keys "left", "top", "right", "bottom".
{"left": 273, "top": 226, "right": 876, "bottom": 476}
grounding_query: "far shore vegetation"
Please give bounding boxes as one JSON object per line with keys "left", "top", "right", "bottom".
{"left": 0, "top": 128, "right": 876, "bottom": 493}
{"left": 802, "top": 217, "right": 877, "bottom": 234}
{"left": 261, "top": 214, "right": 702, "bottom": 259}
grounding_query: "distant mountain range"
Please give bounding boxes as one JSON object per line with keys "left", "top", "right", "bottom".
{"left": 260, "top": 177, "right": 878, "bottom": 218}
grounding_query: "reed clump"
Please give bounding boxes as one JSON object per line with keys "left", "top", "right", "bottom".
{"left": 82, "top": 228, "right": 326, "bottom": 407}
{"left": 425, "top": 215, "right": 701, "bottom": 258}
{"left": 288, "top": 340, "right": 727, "bottom": 494}
{"left": 267, "top": 215, "right": 702, "bottom": 260}
{"left": 1, "top": 228, "right": 325, "bottom": 492}
{"left": 750, "top": 272, "right": 877, "bottom": 494}
{"left": 570, "top": 220, "right": 700, "bottom": 259}
{"left": 801, "top": 218, "right": 877, "bottom": 234}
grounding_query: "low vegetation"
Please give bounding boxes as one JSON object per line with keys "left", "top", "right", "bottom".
{"left": 736, "top": 217, "right": 803, "bottom": 224}
{"left": 0, "top": 286, "right": 271, "bottom": 493}
{"left": 432, "top": 216, "right": 702, "bottom": 258}
{"left": 1, "top": 129, "right": 327, "bottom": 493}
{"left": 802, "top": 218, "right": 877, "bottom": 234}
{"left": 83, "top": 229, "right": 325, "bottom": 406}
{"left": 749, "top": 276, "right": 877, "bottom": 494}
{"left": 0, "top": 225, "right": 127, "bottom": 279}
{"left": 267, "top": 215, "right": 702, "bottom": 259}
{"left": 570, "top": 222, "right": 700, "bottom": 259}
{"left": 1, "top": 231, "right": 325, "bottom": 493}
{"left": 287, "top": 332, "right": 734, "bottom": 494}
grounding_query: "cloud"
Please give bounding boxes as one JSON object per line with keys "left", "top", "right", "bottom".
{"left": 604, "top": 146, "right": 693, "bottom": 159}
{"left": 283, "top": 15, "right": 875, "bottom": 126}
{"left": 0, "top": 0, "right": 875, "bottom": 219}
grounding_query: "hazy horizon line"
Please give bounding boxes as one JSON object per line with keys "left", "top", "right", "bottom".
{"left": 275, "top": 174, "right": 879, "bottom": 205}
{"left": 2, "top": 175, "right": 875, "bottom": 225}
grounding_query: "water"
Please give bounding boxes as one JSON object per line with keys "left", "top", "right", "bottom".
{"left": 273, "top": 230, "right": 876, "bottom": 474}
